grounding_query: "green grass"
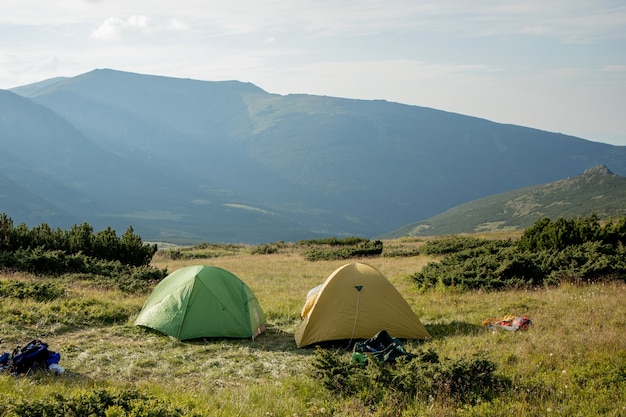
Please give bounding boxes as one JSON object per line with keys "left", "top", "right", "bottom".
{"left": 385, "top": 165, "right": 626, "bottom": 239}
{"left": 1, "top": 241, "right": 625, "bottom": 416}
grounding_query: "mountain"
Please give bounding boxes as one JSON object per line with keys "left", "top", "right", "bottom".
{"left": 383, "top": 165, "right": 626, "bottom": 238}
{"left": 3, "top": 68, "right": 626, "bottom": 243}
{"left": 0, "top": 88, "right": 208, "bottom": 234}
{"left": 0, "top": 170, "right": 75, "bottom": 226}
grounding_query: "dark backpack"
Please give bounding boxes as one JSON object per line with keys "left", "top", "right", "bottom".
{"left": 8, "top": 339, "right": 52, "bottom": 374}
{"left": 353, "top": 330, "right": 414, "bottom": 363}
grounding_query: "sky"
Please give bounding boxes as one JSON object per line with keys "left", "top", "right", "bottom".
{"left": 1, "top": 0, "right": 625, "bottom": 146}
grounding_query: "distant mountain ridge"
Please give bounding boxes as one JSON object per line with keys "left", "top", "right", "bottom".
{"left": 383, "top": 164, "right": 626, "bottom": 238}
{"left": 2, "top": 68, "right": 626, "bottom": 243}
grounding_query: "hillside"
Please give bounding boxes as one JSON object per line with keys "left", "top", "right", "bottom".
{"left": 1, "top": 241, "right": 624, "bottom": 416}
{"left": 383, "top": 164, "right": 626, "bottom": 238}
{"left": 3, "top": 68, "right": 626, "bottom": 243}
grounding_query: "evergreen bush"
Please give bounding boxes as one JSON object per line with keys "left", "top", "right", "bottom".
{"left": 303, "top": 240, "right": 383, "bottom": 261}
{"left": 413, "top": 215, "right": 626, "bottom": 290}
{"left": 0, "top": 214, "right": 157, "bottom": 268}
{"left": 0, "top": 214, "right": 165, "bottom": 292}
{"left": 311, "top": 347, "right": 503, "bottom": 410}
{"left": 3, "top": 389, "right": 200, "bottom": 417}
{"left": 0, "top": 280, "right": 64, "bottom": 301}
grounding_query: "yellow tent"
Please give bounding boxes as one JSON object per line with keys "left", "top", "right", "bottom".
{"left": 295, "top": 262, "right": 430, "bottom": 348}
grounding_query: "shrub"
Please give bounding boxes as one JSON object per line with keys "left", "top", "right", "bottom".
{"left": 412, "top": 244, "right": 544, "bottom": 290}
{"left": 303, "top": 240, "right": 383, "bottom": 261}
{"left": 517, "top": 214, "right": 626, "bottom": 252}
{"left": 419, "top": 236, "right": 510, "bottom": 255}
{"left": 0, "top": 280, "right": 65, "bottom": 301}
{"left": 382, "top": 247, "right": 421, "bottom": 257}
{"left": 0, "top": 215, "right": 157, "bottom": 269}
{"left": 60, "top": 264, "right": 167, "bottom": 294}
{"left": 2, "top": 389, "right": 201, "bottom": 417}
{"left": 297, "top": 237, "right": 370, "bottom": 246}
{"left": 158, "top": 242, "right": 244, "bottom": 260}
{"left": 412, "top": 217, "right": 626, "bottom": 291}
{"left": 251, "top": 241, "right": 287, "bottom": 254}
{"left": 311, "top": 348, "right": 504, "bottom": 411}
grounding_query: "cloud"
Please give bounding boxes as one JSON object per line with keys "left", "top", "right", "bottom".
{"left": 91, "top": 15, "right": 154, "bottom": 40}
{"left": 165, "top": 18, "right": 189, "bottom": 31}
{"left": 603, "top": 65, "right": 626, "bottom": 72}
{"left": 91, "top": 15, "right": 191, "bottom": 40}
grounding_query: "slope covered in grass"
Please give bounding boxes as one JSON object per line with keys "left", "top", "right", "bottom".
{"left": 1, "top": 237, "right": 625, "bottom": 416}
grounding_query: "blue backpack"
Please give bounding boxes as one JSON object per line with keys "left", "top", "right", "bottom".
{"left": 0, "top": 352, "right": 9, "bottom": 368}
{"left": 7, "top": 340, "right": 60, "bottom": 375}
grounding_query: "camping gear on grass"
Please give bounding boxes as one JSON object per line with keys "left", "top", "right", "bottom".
{"left": 482, "top": 315, "right": 533, "bottom": 331}
{"left": 353, "top": 330, "right": 415, "bottom": 363}
{"left": 295, "top": 262, "right": 430, "bottom": 348}
{"left": 0, "top": 339, "right": 64, "bottom": 375}
{"left": 134, "top": 265, "right": 267, "bottom": 341}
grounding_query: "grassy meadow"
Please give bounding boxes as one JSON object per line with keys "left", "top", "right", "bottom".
{"left": 1, "top": 238, "right": 625, "bottom": 416}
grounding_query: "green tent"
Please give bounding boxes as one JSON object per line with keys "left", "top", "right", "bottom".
{"left": 134, "top": 265, "right": 267, "bottom": 340}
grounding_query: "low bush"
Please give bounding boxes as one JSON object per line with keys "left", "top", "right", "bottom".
{"left": 0, "top": 280, "right": 65, "bottom": 301}
{"left": 251, "top": 241, "right": 287, "bottom": 255}
{"left": 382, "top": 247, "right": 421, "bottom": 257}
{"left": 0, "top": 249, "right": 166, "bottom": 293}
{"left": 1, "top": 388, "right": 201, "bottom": 417}
{"left": 517, "top": 214, "right": 626, "bottom": 252}
{"left": 311, "top": 347, "right": 505, "bottom": 411}
{"left": 297, "top": 237, "right": 370, "bottom": 246}
{"left": 61, "top": 264, "right": 166, "bottom": 293}
{"left": 419, "top": 236, "right": 511, "bottom": 255}
{"left": 303, "top": 240, "right": 383, "bottom": 261}
{"left": 413, "top": 246, "right": 548, "bottom": 290}
{"left": 158, "top": 242, "right": 244, "bottom": 260}
{"left": 412, "top": 216, "right": 626, "bottom": 291}
{"left": 0, "top": 215, "right": 157, "bottom": 268}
